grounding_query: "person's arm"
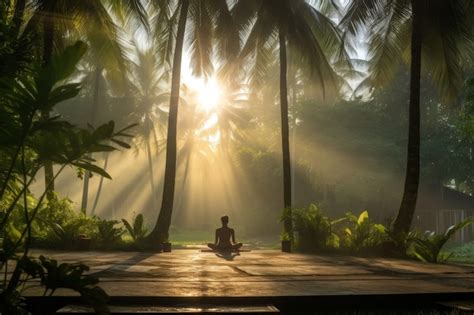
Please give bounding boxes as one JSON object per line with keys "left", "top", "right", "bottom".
{"left": 214, "top": 229, "right": 218, "bottom": 245}
{"left": 231, "top": 229, "right": 236, "bottom": 244}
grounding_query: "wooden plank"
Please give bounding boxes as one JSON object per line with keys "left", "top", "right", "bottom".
{"left": 57, "top": 305, "right": 280, "bottom": 314}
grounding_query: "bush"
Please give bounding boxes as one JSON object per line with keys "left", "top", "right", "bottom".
{"left": 409, "top": 218, "right": 474, "bottom": 263}
{"left": 292, "top": 204, "right": 340, "bottom": 252}
{"left": 122, "top": 213, "right": 148, "bottom": 241}
{"left": 97, "top": 219, "right": 125, "bottom": 246}
{"left": 39, "top": 211, "right": 99, "bottom": 249}
{"left": 339, "top": 210, "right": 386, "bottom": 253}
{"left": 285, "top": 206, "right": 390, "bottom": 255}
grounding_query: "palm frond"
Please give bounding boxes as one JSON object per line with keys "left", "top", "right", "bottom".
{"left": 339, "top": 0, "right": 386, "bottom": 36}
{"left": 288, "top": 2, "right": 340, "bottom": 101}
{"left": 366, "top": 2, "right": 410, "bottom": 89}
{"left": 188, "top": 0, "right": 214, "bottom": 77}
{"left": 105, "top": 0, "right": 149, "bottom": 32}
{"left": 151, "top": 0, "right": 177, "bottom": 69}
{"left": 421, "top": 0, "right": 474, "bottom": 102}
{"left": 207, "top": 0, "right": 240, "bottom": 61}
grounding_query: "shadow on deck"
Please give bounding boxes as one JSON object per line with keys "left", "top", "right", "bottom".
{"left": 24, "top": 249, "right": 474, "bottom": 314}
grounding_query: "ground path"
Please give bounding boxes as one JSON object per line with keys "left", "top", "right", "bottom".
{"left": 24, "top": 249, "right": 474, "bottom": 298}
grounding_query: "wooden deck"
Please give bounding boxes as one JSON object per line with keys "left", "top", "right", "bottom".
{"left": 23, "top": 249, "right": 474, "bottom": 300}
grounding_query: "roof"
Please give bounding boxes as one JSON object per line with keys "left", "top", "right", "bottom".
{"left": 416, "top": 185, "right": 474, "bottom": 211}
{"left": 440, "top": 186, "right": 474, "bottom": 210}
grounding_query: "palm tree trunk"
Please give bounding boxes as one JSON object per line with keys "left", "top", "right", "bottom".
{"left": 393, "top": 0, "right": 422, "bottom": 236}
{"left": 81, "top": 67, "right": 102, "bottom": 214}
{"left": 279, "top": 28, "right": 293, "bottom": 237}
{"left": 91, "top": 153, "right": 109, "bottom": 216}
{"left": 176, "top": 147, "right": 192, "bottom": 216}
{"left": 149, "top": 0, "right": 190, "bottom": 243}
{"left": 145, "top": 134, "right": 158, "bottom": 213}
{"left": 290, "top": 67, "right": 297, "bottom": 206}
{"left": 42, "top": 15, "right": 55, "bottom": 198}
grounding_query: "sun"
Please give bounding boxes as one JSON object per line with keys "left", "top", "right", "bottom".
{"left": 196, "top": 78, "right": 222, "bottom": 112}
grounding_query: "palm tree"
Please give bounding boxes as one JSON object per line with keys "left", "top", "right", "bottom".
{"left": 128, "top": 43, "right": 169, "bottom": 217}
{"left": 173, "top": 77, "right": 250, "bottom": 215}
{"left": 18, "top": 0, "right": 148, "bottom": 197}
{"left": 232, "top": 0, "right": 349, "bottom": 238}
{"left": 342, "top": 0, "right": 474, "bottom": 235}
{"left": 148, "top": 0, "right": 239, "bottom": 243}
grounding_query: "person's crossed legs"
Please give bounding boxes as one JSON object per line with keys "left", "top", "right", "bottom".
{"left": 207, "top": 243, "right": 242, "bottom": 251}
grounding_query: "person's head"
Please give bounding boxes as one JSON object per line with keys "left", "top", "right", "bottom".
{"left": 221, "top": 215, "right": 229, "bottom": 226}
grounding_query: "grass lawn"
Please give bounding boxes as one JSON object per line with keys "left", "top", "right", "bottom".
{"left": 169, "top": 228, "right": 279, "bottom": 249}
{"left": 445, "top": 241, "right": 474, "bottom": 264}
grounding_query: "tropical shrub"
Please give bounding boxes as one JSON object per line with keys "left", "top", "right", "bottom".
{"left": 339, "top": 210, "right": 386, "bottom": 253}
{"left": 410, "top": 218, "right": 474, "bottom": 263}
{"left": 291, "top": 204, "right": 341, "bottom": 252}
{"left": 47, "top": 214, "right": 99, "bottom": 249}
{"left": 0, "top": 254, "right": 108, "bottom": 314}
{"left": 26, "top": 193, "right": 100, "bottom": 249}
{"left": 0, "top": 41, "right": 133, "bottom": 313}
{"left": 284, "top": 206, "right": 394, "bottom": 255}
{"left": 122, "top": 213, "right": 148, "bottom": 241}
{"left": 97, "top": 219, "right": 125, "bottom": 246}
{"left": 382, "top": 225, "right": 419, "bottom": 257}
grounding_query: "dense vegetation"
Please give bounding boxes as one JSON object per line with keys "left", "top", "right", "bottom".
{"left": 1, "top": 0, "right": 473, "bottom": 313}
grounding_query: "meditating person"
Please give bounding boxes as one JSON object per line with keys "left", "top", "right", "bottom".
{"left": 208, "top": 215, "right": 243, "bottom": 251}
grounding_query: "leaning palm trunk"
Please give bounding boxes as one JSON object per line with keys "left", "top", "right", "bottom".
{"left": 393, "top": 0, "right": 422, "bottom": 236}
{"left": 149, "top": 0, "right": 190, "bottom": 243}
{"left": 175, "top": 148, "right": 192, "bottom": 216}
{"left": 279, "top": 27, "right": 293, "bottom": 237}
{"left": 81, "top": 67, "right": 102, "bottom": 214}
{"left": 145, "top": 134, "right": 158, "bottom": 213}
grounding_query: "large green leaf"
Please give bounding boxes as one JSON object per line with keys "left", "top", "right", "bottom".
{"left": 73, "top": 162, "right": 112, "bottom": 179}
{"left": 35, "top": 41, "right": 87, "bottom": 107}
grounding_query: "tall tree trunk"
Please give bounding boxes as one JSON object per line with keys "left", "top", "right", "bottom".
{"left": 290, "top": 66, "right": 297, "bottom": 206}
{"left": 145, "top": 130, "right": 158, "bottom": 214}
{"left": 42, "top": 15, "right": 55, "bottom": 198}
{"left": 393, "top": 0, "right": 422, "bottom": 236}
{"left": 91, "top": 153, "right": 109, "bottom": 216}
{"left": 175, "top": 147, "right": 192, "bottom": 217}
{"left": 149, "top": 0, "right": 190, "bottom": 242}
{"left": 279, "top": 28, "right": 293, "bottom": 237}
{"left": 81, "top": 67, "right": 102, "bottom": 214}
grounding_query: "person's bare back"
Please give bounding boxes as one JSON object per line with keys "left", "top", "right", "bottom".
{"left": 216, "top": 226, "right": 234, "bottom": 247}
{"left": 208, "top": 216, "right": 242, "bottom": 251}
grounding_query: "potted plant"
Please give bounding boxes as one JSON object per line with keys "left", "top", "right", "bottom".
{"left": 280, "top": 208, "right": 293, "bottom": 253}
{"left": 281, "top": 232, "right": 291, "bottom": 253}
{"left": 77, "top": 234, "right": 91, "bottom": 250}
{"left": 162, "top": 240, "right": 172, "bottom": 252}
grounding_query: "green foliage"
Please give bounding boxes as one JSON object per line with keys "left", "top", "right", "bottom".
{"left": 339, "top": 210, "right": 386, "bottom": 253}
{"left": 48, "top": 215, "right": 99, "bottom": 249}
{"left": 23, "top": 193, "right": 99, "bottom": 249}
{"left": 97, "top": 219, "right": 125, "bottom": 245}
{"left": 291, "top": 204, "right": 340, "bottom": 252}
{"left": 463, "top": 77, "right": 474, "bottom": 139}
{"left": 284, "top": 206, "right": 400, "bottom": 256}
{"left": 122, "top": 213, "right": 148, "bottom": 241}
{"left": 410, "top": 218, "right": 474, "bottom": 263}
{"left": 8, "top": 255, "right": 107, "bottom": 313}
{"left": 34, "top": 192, "right": 76, "bottom": 235}
{"left": 0, "top": 241, "right": 108, "bottom": 314}
{"left": 280, "top": 232, "right": 291, "bottom": 242}
{"left": 0, "top": 40, "right": 132, "bottom": 313}
{"left": 285, "top": 204, "right": 473, "bottom": 262}
{"left": 383, "top": 226, "right": 419, "bottom": 256}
